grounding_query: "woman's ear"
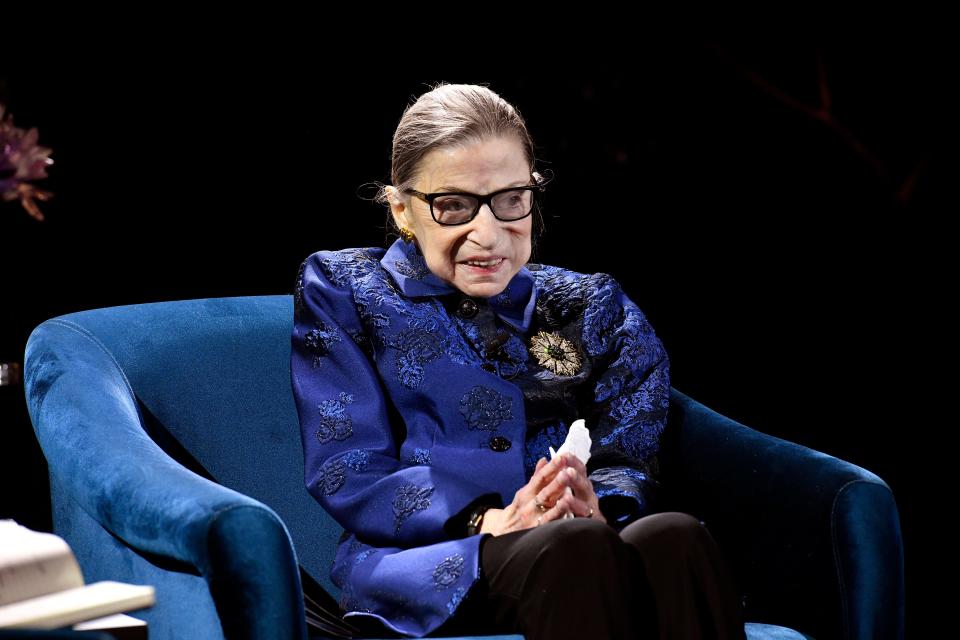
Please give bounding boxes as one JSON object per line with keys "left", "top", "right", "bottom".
{"left": 385, "top": 186, "right": 409, "bottom": 230}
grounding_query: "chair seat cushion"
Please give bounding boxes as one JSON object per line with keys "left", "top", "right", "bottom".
{"left": 746, "top": 622, "right": 815, "bottom": 639}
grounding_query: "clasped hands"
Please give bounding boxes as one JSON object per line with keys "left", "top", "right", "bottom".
{"left": 481, "top": 452, "right": 606, "bottom": 536}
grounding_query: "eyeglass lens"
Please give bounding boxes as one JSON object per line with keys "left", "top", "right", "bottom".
{"left": 433, "top": 189, "right": 533, "bottom": 224}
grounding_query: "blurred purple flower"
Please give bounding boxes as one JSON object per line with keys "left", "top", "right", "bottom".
{"left": 1, "top": 103, "right": 54, "bottom": 221}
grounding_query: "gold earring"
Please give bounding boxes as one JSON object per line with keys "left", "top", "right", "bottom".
{"left": 399, "top": 227, "right": 415, "bottom": 243}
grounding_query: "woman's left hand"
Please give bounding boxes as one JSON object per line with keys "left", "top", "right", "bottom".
{"left": 543, "top": 452, "right": 607, "bottom": 524}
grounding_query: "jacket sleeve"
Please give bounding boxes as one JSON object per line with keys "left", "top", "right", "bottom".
{"left": 291, "top": 252, "right": 501, "bottom": 548}
{"left": 579, "top": 275, "right": 670, "bottom": 531}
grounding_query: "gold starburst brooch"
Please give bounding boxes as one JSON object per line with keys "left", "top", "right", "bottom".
{"left": 529, "top": 331, "right": 582, "bottom": 376}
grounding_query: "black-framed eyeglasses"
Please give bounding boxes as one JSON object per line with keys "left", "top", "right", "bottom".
{"left": 403, "top": 173, "right": 546, "bottom": 226}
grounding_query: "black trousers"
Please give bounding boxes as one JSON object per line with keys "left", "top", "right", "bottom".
{"left": 350, "top": 512, "right": 746, "bottom": 640}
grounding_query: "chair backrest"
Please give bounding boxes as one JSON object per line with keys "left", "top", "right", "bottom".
{"left": 52, "top": 294, "right": 344, "bottom": 598}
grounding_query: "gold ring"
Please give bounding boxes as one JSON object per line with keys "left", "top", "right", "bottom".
{"left": 534, "top": 496, "right": 548, "bottom": 513}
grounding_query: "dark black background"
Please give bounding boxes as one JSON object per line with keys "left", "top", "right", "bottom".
{"left": 1, "top": 33, "right": 947, "bottom": 636}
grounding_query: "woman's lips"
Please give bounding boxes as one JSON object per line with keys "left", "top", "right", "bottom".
{"left": 460, "top": 257, "right": 505, "bottom": 274}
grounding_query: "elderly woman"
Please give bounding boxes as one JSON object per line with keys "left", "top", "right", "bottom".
{"left": 291, "top": 83, "right": 745, "bottom": 639}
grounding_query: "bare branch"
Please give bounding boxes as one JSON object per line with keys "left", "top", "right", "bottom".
{"left": 709, "top": 43, "right": 895, "bottom": 186}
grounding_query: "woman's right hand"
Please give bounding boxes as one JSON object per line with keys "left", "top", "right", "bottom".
{"left": 481, "top": 455, "right": 579, "bottom": 536}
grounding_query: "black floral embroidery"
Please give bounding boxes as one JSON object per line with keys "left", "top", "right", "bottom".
{"left": 590, "top": 292, "right": 670, "bottom": 464}
{"left": 361, "top": 313, "right": 392, "bottom": 353}
{"left": 394, "top": 252, "right": 431, "bottom": 280}
{"left": 430, "top": 300, "right": 483, "bottom": 368}
{"left": 497, "top": 335, "right": 530, "bottom": 378}
{"left": 531, "top": 267, "right": 588, "bottom": 329}
{"left": 354, "top": 549, "right": 375, "bottom": 564}
{"left": 316, "top": 392, "right": 354, "bottom": 444}
{"left": 343, "top": 449, "right": 369, "bottom": 471}
{"left": 523, "top": 421, "right": 569, "bottom": 479}
{"left": 348, "top": 329, "right": 374, "bottom": 358}
{"left": 445, "top": 587, "right": 468, "bottom": 615}
{"left": 617, "top": 313, "right": 660, "bottom": 379}
{"left": 316, "top": 458, "right": 347, "bottom": 495}
{"left": 450, "top": 317, "right": 492, "bottom": 369}
{"left": 410, "top": 448, "right": 432, "bottom": 465}
{"left": 433, "top": 554, "right": 465, "bottom": 590}
{"left": 494, "top": 289, "right": 512, "bottom": 307}
{"left": 459, "top": 386, "right": 513, "bottom": 431}
{"left": 316, "top": 249, "right": 393, "bottom": 352}
{"left": 304, "top": 319, "right": 341, "bottom": 368}
{"left": 387, "top": 328, "right": 444, "bottom": 389}
{"left": 392, "top": 483, "right": 435, "bottom": 534}
{"left": 317, "top": 249, "right": 380, "bottom": 289}
{"left": 601, "top": 363, "right": 669, "bottom": 461}
{"left": 582, "top": 274, "right": 625, "bottom": 357}
{"left": 322, "top": 247, "right": 483, "bottom": 375}
{"left": 294, "top": 259, "right": 307, "bottom": 320}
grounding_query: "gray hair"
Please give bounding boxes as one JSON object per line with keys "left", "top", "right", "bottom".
{"left": 374, "top": 83, "right": 546, "bottom": 254}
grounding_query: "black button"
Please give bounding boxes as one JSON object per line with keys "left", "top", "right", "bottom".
{"left": 489, "top": 436, "right": 512, "bottom": 452}
{"left": 457, "top": 298, "right": 479, "bottom": 318}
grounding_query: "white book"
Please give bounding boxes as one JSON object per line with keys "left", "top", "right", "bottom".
{"left": 74, "top": 612, "right": 148, "bottom": 631}
{"left": 0, "top": 520, "right": 155, "bottom": 629}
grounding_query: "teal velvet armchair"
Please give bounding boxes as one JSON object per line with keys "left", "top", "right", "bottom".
{"left": 21, "top": 295, "right": 904, "bottom": 639}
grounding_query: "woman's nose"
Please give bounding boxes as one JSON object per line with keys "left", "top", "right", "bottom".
{"left": 466, "top": 204, "right": 501, "bottom": 245}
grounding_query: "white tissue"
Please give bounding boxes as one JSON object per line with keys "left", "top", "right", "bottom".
{"left": 549, "top": 418, "right": 591, "bottom": 464}
{"left": 548, "top": 419, "right": 592, "bottom": 518}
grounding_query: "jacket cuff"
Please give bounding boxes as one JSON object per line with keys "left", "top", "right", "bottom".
{"left": 589, "top": 466, "right": 657, "bottom": 531}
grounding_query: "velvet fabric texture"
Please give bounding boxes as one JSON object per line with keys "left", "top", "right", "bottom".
{"left": 22, "top": 294, "right": 902, "bottom": 639}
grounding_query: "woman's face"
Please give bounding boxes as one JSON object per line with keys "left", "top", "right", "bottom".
{"left": 388, "top": 136, "right": 533, "bottom": 299}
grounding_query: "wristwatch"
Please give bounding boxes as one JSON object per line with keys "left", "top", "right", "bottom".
{"left": 466, "top": 505, "right": 493, "bottom": 536}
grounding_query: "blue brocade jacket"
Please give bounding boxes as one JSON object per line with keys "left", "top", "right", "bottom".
{"left": 290, "top": 238, "right": 670, "bottom": 637}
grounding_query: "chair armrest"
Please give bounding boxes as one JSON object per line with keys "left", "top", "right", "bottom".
{"left": 24, "top": 319, "right": 306, "bottom": 640}
{"left": 661, "top": 388, "right": 904, "bottom": 640}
